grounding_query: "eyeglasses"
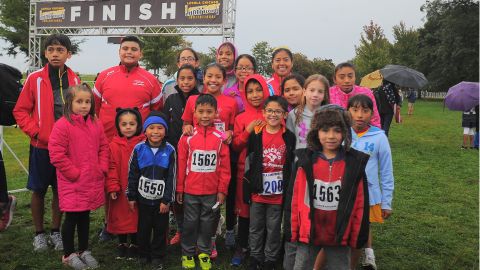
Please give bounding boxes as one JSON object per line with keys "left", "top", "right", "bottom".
{"left": 265, "top": 109, "right": 285, "bottom": 115}
{"left": 235, "top": 66, "right": 254, "bottom": 71}
{"left": 179, "top": 57, "right": 196, "bottom": 63}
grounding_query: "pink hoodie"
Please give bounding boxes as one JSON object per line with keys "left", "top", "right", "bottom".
{"left": 329, "top": 85, "right": 381, "bottom": 128}
{"left": 48, "top": 114, "right": 110, "bottom": 212}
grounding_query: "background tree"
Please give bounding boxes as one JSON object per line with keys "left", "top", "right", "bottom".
{"left": 353, "top": 20, "right": 392, "bottom": 78}
{"left": 417, "top": 0, "right": 479, "bottom": 91}
{"left": 390, "top": 21, "right": 419, "bottom": 69}
{"left": 292, "top": 53, "right": 314, "bottom": 78}
{"left": 197, "top": 47, "right": 217, "bottom": 70}
{"left": 141, "top": 35, "right": 188, "bottom": 76}
{"left": 311, "top": 58, "right": 336, "bottom": 85}
{"left": 252, "top": 41, "right": 273, "bottom": 76}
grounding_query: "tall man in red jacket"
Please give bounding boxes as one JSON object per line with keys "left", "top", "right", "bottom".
{"left": 93, "top": 35, "right": 162, "bottom": 141}
{"left": 14, "top": 34, "right": 80, "bottom": 252}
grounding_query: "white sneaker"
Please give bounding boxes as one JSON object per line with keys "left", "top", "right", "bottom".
{"left": 33, "top": 233, "right": 49, "bottom": 252}
{"left": 49, "top": 231, "right": 64, "bottom": 250}
{"left": 362, "top": 248, "right": 377, "bottom": 270}
{"left": 63, "top": 253, "right": 88, "bottom": 270}
{"left": 79, "top": 250, "right": 99, "bottom": 269}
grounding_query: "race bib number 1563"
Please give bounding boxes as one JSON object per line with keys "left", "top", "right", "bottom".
{"left": 312, "top": 179, "right": 341, "bottom": 211}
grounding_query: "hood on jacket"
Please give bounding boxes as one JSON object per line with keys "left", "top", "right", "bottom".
{"left": 242, "top": 74, "right": 270, "bottom": 114}
{"left": 354, "top": 125, "right": 385, "bottom": 137}
{"left": 216, "top": 42, "right": 238, "bottom": 74}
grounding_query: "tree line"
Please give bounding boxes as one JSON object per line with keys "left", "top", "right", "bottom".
{"left": 1, "top": 0, "right": 478, "bottom": 91}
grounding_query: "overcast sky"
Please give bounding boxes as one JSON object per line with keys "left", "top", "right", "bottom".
{"left": 0, "top": 0, "right": 426, "bottom": 75}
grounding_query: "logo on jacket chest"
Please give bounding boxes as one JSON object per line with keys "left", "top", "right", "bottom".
{"left": 263, "top": 145, "right": 285, "bottom": 168}
{"left": 132, "top": 80, "right": 145, "bottom": 87}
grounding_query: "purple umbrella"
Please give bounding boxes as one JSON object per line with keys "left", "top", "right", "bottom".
{"left": 445, "top": 82, "right": 479, "bottom": 111}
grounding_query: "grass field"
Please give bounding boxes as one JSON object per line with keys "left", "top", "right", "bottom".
{"left": 0, "top": 100, "right": 478, "bottom": 270}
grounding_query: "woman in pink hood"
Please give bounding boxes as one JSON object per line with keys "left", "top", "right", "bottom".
{"left": 329, "top": 62, "right": 381, "bottom": 128}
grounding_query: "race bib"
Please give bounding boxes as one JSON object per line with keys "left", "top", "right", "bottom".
{"left": 191, "top": 150, "right": 217, "bottom": 172}
{"left": 261, "top": 171, "right": 283, "bottom": 195}
{"left": 214, "top": 120, "right": 226, "bottom": 133}
{"left": 138, "top": 176, "right": 165, "bottom": 200}
{"left": 312, "top": 179, "right": 341, "bottom": 211}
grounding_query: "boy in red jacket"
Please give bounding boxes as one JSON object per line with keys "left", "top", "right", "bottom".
{"left": 176, "top": 94, "right": 231, "bottom": 270}
{"left": 13, "top": 34, "right": 80, "bottom": 252}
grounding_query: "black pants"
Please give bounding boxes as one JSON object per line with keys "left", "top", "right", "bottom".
{"left": 380, "top": 113, "right": 394, "bottom": 137}
{"left": 0, "top": 150, "right": 8, "bottom": 204}
{"left": 118, "top": 233, "right": 137, "bottom": 245}
{"left": 62, "top": 211, "right": 90, "bottom": 256}
{"left": 226, "top": 151, "right": 238, "bottom": 231}
{"left": 137, "top": 203, "right": 168, "bottom": 260}
{"left": 238, "top": 216, "right": 250, "bottom": 249}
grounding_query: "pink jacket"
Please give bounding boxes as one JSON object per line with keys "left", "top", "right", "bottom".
{"left": 329, "top": 85, "right": 381, "bottom": 128}
{"left": 48, "top": 114, "right": 110, "bottom": 212}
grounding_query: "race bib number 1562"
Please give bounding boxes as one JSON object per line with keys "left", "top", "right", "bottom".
{"left": 191, "top": 150, "right": 217, "bottom": 172}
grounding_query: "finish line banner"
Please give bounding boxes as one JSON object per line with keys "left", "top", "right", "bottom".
{"left": 36, "top": 0, "right": 223, "bottom": 27}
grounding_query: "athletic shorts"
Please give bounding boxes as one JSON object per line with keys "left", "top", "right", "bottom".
{"left": 464, "top": 127, "right": 475, "bottom": 136}
{"left": 369, "top": 204, "right": 384, "bottom": 223}
{"left": 27, "top": 145, "right": 57, "bottom": 193}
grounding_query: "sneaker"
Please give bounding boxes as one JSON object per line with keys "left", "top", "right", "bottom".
{"left": 169, "top": 232, "right": 181, "bottom": 245}
{"left": 127, "top": 244, "right": 138, "bottom": 260}
{"left": 198, "top": 253, "right": 212, "bottom": 270}
{"left": 79, "top": 250, "right": 99, "bottom": 269}
{"left": 248, "top": 257, "right": 261, "bottom": 270}
{"left": 224, "top": 230, "right": 235, "bottom": 249}
{"left": 264, "top": 260, "right": 275, "bottom": 270}
{"left": 210, "top": 242, "right": 218, "bottom": 259}
{"left": 116, "top": 244, "right": 128, "bottom": 259}
{"left": 33, "top": 233, "right": 49, "bottom": 252}
{"left": 152, "top": 259, "right": 164, "bottom": 270}
{"left": 231, "top": 248, "right": 246, "bottom": 267}
{"left": 362, "top": 249, "right": 377, "bottom": 270}
{"left": 98, "top": 226, "right": 113, "bottom": 242}
{"left": 49, "top": 231, "right": 63, "bottom": 250}
{"left": 181, "top": 255, "right": 195, "bottom": 269}
{"left": 63, "top": 253, "right": 88, "bottom": 270}
{"left": 0, "top": 195, "right": 16, "bottom": 231}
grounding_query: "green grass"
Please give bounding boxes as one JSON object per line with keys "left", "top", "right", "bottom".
{"left": 0, "top": 100, "right": 478, "bottom": 269}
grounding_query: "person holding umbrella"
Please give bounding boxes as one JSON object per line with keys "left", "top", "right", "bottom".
{"left": 375, "top": 80, "right": 402, "bottom": 137}
{"left": 461, "top": 107, "right": 477, "bottom": 149}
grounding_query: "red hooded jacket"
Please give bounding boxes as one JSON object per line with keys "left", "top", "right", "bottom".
{"left": 232, "top": 74, "right": 270, "bottom": 218}
{"left": 93, "top": 65, "right": 162, "bottom": 140}
{"left": 177, "top": 126, "right": 231, "bottom": 195}
{"left": 106, "top": 134, "right": 145, "bottom": 234}
{"left": 13, "top": 64, "right": 80, "bottom": 149}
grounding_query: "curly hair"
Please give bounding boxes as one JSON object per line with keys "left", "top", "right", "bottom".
{"left": 306, "top": 107, "right": 352, "bottom": 152}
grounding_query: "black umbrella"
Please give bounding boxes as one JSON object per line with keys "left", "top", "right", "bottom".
{"left": 380, "top": 64, "right": 428, "bottom": 88}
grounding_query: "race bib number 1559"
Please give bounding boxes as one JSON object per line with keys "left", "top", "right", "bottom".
{"left": 138, "top": 176, "right": 165, "bottom": 200}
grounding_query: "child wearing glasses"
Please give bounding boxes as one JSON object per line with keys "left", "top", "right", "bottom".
{"left": 243, "top": 96, "right": 296, "bottom": 269}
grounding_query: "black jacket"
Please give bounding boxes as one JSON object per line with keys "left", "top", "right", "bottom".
{"left": 243, "top": 127, "right": 296, "bottom": 204}
{"left": 162, "top": 85, "right": 199, "bottom": 148}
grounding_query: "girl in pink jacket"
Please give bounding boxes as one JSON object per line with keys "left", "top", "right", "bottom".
{"left": 49, "top": 84, "right": 109, "bottom": 270}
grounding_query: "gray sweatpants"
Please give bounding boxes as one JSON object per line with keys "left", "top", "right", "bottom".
{"left": 283, "top": 241, "right": 297, "bottom": 270}
{"left": 293, "top": 242, "right": 321, "bottom": 270}
{"left": 249, "top": 201, "right": 282, "bottom": 262}
{"left": 181, "top": 194, "right": 217, "bottom": 256}
{"left": 287, "top": 243, "right": 351, "bottom": 270}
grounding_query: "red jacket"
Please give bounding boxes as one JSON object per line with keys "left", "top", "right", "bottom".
{"left": 93, "top": 65, "right": 162, "bottom": 140}
{"left": 177, "top": 126, "right": 230, "bottom": 195}
{"left": 232, "top": 74, "right": 270, "bottom": 218}
{"left": 106, "top": 134, "right": 145, "bottom": 234}
{"left": 288, "top": 149, "right": 370, "bottom": 248}
{"left": 13, "top": 64, "right": 80, "bottom": 149}
{"left": 48, "top": 115, "right": 110, "bottom": 212}
{"left": 266, "top": 73, "right": 288, "bottom": 96}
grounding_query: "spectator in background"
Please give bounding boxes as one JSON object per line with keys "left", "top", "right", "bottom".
{"left": 0, "top": 149, "right": 16, "bottom": 232}
{"left": 375, "top": 81, "right": 401, "bottom": 137}
{"left": 461, "top": 107, "right": 477, "bottom": 149}
{"left": 407, "top": 88, "right": 417, "bottom": 115}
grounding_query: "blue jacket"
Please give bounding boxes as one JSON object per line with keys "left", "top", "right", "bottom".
{"left": 351, "top": 126, "right": 394, "bottom": 210}
{"left": 127, "top": 140, "right": 176, "bottom": 206}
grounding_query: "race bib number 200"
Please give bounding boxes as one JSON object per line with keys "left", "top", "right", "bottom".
{"left": 138, "top": 176, "right": 165, "bottom": 200}
{"left": 261, "top": 171, "right": 283, "bottom": 195}
{"left": 191, "top": 150, "right": 217, "bottom": 172}
{"left": 312, "top": 179, "right": 341, "bottom": 211}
